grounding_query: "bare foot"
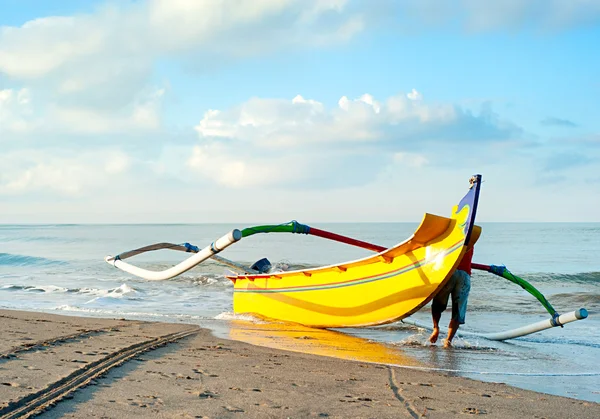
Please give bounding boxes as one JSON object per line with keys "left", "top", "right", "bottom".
{"left": 428, "top": 328, "right": 439, "bottom": 344}
{"left": 443, "top": 338, "right": 452, "bottom": 348}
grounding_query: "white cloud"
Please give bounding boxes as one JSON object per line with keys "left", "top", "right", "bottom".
{"left": 459, "top": 0, "right": 600, "bottom": 31}
{"left": 2, "top": 0, "right": 593, "bottom": 144}
{"left": 197, "top": 92, "right": 518, "bottom": 147}
{"left": 196, "top": 94, "right": 385, "bottom": 149}
{"left": 0, "top": 15, "right": 104, "bottom": 78}
{"left": 375, "top": 0, "right": 600, "bottom": 32}
{"left": 406, "top": 88, "right": 423, "bottom": 101}
{"left": 0, "top": 1, "right": 597, "bottom": 222}
{"left": 186, "top": 143, "right": 303, "bottom": 188}
{"left": 0, "top": 1, "right": 363, "bottom": 106}
{"left": 49, "top": 87, "right": 164, "bottom": 134}
{"left": 2, "top": 162, "right": 87, "bottom": 195}
{"left": 0, "top": 150, "right": 133, "bottom": 195}
{"left": 147, "top": 0, "right": 363, "bottom": 53}
{"left": 104, "top": 151, "right": 131, "bottom": 175}
{"left": 0, "top": 86, "right": 164, "bottom": 137}
{"left": 3, "top": 0, "right": 593, "bottom": 91}
{"left": 393, "top": 152, "right": 429, "bottom": 168}
{"left": 189, "top": 91, "right": 520, "bottom": 188}
{"left": 0, "top": 88, "right": 35, "bottom": 133}
{"left": 0, "top": 0, "right": 365, "bottom": 142}
{"left": 1, "top": 0, "right": 596, "bottom": 115}
{"left": 1, "top": 89, "right": 523, "bottom": 198}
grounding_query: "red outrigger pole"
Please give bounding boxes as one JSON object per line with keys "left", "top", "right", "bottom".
{"left": 307, "top": 227, "right": 387, "bottom": 253}
{"left": 308, "top": 227, "right": 492, "bottom": 270}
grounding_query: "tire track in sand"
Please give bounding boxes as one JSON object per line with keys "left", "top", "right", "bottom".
{"left": 387, "top": 367, "right": 424, "bottom": 418}
{"left": 0, "top": 328, "right": 119, "bottom": 361}
{"left": 0, "top": 327, "right": 199, "bottom": 419}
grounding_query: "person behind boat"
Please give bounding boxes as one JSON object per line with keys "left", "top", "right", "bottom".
{"left": 429, "top": 246, "right": 473, "bottom": 348}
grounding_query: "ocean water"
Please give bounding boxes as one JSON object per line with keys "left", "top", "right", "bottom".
{"left": 1, "top": 223, "right": 599, "bottom": 402}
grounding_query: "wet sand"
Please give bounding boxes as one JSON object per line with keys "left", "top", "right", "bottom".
{"left": 0, "top": 309, "right": 598, "bottom": 418}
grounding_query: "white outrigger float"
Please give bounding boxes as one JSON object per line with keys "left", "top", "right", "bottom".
{"left": 105, "top": 175, "right": 588, "bottom": 341}
{"left": 401, "top": 309, "right": 588, "bottom": 342}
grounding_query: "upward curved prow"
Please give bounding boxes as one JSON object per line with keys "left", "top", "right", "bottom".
{"left": 455, "top": 174, "right": 482, "bottom": 247}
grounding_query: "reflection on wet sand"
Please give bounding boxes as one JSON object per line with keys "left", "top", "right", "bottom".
{"left": 225, "top": 319, "right": 423, "bottom": 367}
{"left": 426, "top": 344, "right": 460, "bottom": 374}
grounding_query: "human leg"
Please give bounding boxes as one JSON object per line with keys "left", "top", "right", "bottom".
{"left": 429, "top": 275, "right": 455, "bottom": 344}
{"left": 429, "top": 309, "right": 442, "bottom": 343}
{"left": 444, "top": 270, "right": 471, "bottom": 347}
{"left": 443, "top": 319, "right": 460, "bottom": 347}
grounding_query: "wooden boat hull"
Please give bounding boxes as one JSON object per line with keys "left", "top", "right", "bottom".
{"left": 231, "top": 176, "right": 482, "bottom": 328}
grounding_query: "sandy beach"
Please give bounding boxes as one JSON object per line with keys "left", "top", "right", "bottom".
{"left": 0, "top": 309, "right": 598, "bottom": 419}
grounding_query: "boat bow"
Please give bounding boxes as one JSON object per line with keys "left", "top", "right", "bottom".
{"left": 231, "top": 175, "right": 483, "bottom": 328}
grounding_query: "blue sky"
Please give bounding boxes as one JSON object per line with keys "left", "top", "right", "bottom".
{"left": 1, "top": 0, "right": 599, "bottom": 223}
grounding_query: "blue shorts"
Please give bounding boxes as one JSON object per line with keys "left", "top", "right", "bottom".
{"left": 432, "top": 269, "right": 471, "bottom": 324}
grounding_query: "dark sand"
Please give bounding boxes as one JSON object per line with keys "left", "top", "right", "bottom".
{"left": 0, "top": 309, "right": 598, "bottom": 418}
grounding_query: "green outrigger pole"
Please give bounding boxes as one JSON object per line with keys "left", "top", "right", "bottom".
{"left": 241, "top": 220, "right": 388, "bottom": 253}
{"left": 472, "top": 263, "right": 557, "bottom": 318}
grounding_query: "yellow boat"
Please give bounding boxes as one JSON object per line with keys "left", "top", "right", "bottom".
{"left": 106, "top": 174, "right": 589, "bottom": 338}
{"left": 229, "top": 175, "right": 482, "bottom": 328}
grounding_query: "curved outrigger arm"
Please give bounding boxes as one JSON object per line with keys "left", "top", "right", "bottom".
{"left": 105, "top": 230, "right": 243, "bottom": 280}
{"left": 401, "top": 309, "right": 588, "bottom": 341}
{"left": 104, "top": 220, "right": 390, "bottom": 281}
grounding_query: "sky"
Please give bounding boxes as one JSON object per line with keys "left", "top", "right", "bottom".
{"left": 1, "top": 0, "right": 599, "bottom": 223}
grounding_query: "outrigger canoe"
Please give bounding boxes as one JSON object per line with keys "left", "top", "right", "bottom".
{"left": 229, "top": 176, "right": 482, "bottom": 328}
{"left": 105, "top": 174, "right": 588, "bottom": 338}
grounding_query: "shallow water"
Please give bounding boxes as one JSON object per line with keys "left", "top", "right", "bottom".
{"left": 1, "top": 223, "right": 599, "bottom": 402}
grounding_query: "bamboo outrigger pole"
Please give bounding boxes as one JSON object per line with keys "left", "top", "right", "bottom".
{"left": 401, "top": 309, "right": 588, "bottom": 341}
{"left": 105, "top": 230, "right": 243, "bottom": 280}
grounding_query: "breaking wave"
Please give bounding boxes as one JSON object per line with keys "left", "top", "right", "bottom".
{"left": 214, "top": 311, "right": 270, "bottom": 323}
{"left": 1, "top": 235, "right": 78, "bottom": 244}
{"left": 549, "top": 292, "right": 600, "bottom": 310}
{"left": 83, "top": 284, "right": 140, "bottom": 304}
{"left": 392, "top": 334, "right": 499, "bottom": 351}
{"left": 0, "top": 283, "right": 142, "bottom": 304}
{"left": 514, "top": 336, "right": 600, "bottom": 349}
{"left": 0, "top": 252, "right": 66, "bottom": 267}
{"left": 517, "top": 271, "right": 600, "bottom": 284}
{"left": 1, "top": 284, "right": 70, "bottom": 293}
{"left": 53, "top": 305, "right": 209, "bottom": 321}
